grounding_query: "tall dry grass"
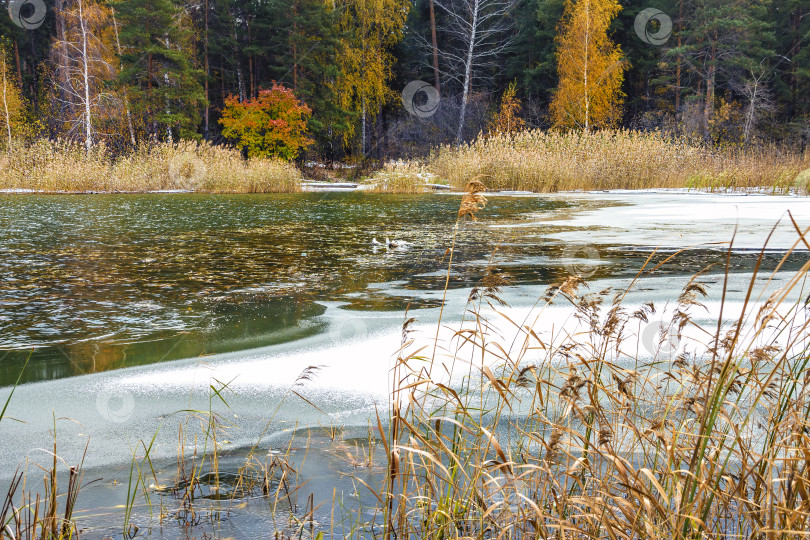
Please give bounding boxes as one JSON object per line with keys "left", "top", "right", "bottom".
{"left": 0, "top": 139, "right": 302, "bottom": 193}
{"left": 369, "top": 161, "right": 447, "bottom": 193}
{"left": 372, "top": 181, "right": 810, "bottom": 538}
{"left": 430, "top": 129, "right": 810, "bottom": 192}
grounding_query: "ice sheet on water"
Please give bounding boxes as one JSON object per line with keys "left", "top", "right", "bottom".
{"left": 533, "top": 192, "right": 810, "bottom": 251}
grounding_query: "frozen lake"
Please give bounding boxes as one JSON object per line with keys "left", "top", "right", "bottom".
{"left": 1, "top": 190, "right": 809, "bottom": 537}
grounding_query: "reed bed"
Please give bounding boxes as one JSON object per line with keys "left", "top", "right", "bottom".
{"left": 0, "top": 139, "right": 302, "bottom": 193}
{"left": 370, "top": 180, "right": 810, "bottom": 539}
{"left": 430, "top": 130, "right": 810, "bottom": 193}
{"left": 368, "top": 161, "right": 447, "bottom": 193}
{"left": 0, "top": 449, "right": 84, "bottom": 540}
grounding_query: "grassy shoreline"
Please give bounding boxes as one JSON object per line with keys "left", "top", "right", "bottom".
{"left": 373, "top": 129, "right": 810, "bottom": 194}
{"left": 3, "top": 130, "right": 809, "bottom": 195}
{"left": 0, "top": 140, "right": 302, "bottom": 194}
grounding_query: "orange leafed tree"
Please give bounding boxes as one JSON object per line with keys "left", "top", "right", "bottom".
{"left": 219, "top": 83, "right": 312, "bottom": 160}
{"left": 550, "top": 0, "right": 626, "bottom": 131}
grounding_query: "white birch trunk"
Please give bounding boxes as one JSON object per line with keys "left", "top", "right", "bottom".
{"left": 456, "top": 0, "right": 479, "bottom": 144}
{"left": 78, "top": 0, "right": 93, "bottom": 150}
{"left": 2, "top": 57, "right": 12, "bottom": 150}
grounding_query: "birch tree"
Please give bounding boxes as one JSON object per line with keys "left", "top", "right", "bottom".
{"left": 0, "top": 45, "right": 25, "bottom": 150}
{"left": 335, "top": 0, "right": 409, "bottom": 156}
{"left": 550, "top": 0, "right": 625, "bottom": 130}
{"left": 431, "top": 0, "right": 515, "bottom": 143}
{"left": 53, "top": 0, "right": 116, "bottom": 149}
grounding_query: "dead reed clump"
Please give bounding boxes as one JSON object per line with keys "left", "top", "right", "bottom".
{"left": 368, "top": 161, "right": 445, "bottom": 193}
{"left": 0, "top": 139, "right": 302, "bottom": 193}
{"left": 428, "top": 129, "right": 810, "bottom": 193}
{"left": 372, "top": 185, "right": 810, "bottom": 539}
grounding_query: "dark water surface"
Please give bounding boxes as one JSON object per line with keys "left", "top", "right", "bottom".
{"left": 0, "top": 192, "right": 577, "bottom": 385}
{"left": 2, "top": 191, "right": 803, "bottom": 387}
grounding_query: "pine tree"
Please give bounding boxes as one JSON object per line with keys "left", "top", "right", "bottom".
{"left": 772, "top": 0, "right": 810, "bottom": 121}
{"left": 668, "top": 0, "right": 775, "bottom": 138}
{"left": 550, "top": 0, "right": 626, "bottom": 130}
{"left": 506, "top": 0, "right": 565, "bottom": 112}
{"left": 113, "top": 0, "right": 204, "bottom": 140}
{"left": 288, "top": 0, "right": 352, "bottom": 159}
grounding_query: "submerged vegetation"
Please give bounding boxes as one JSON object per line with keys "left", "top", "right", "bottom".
{"left": 0, "top": 140, "right": 302, "bottom": 193}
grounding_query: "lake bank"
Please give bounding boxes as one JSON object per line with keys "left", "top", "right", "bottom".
{"left": 3, "top": 130, "right": 809, "bottom": 195}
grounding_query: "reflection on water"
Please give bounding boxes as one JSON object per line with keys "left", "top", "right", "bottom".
{"left": 0, "top": 193, "right": 569, "bottom": 385}
{"left": 2, "top": 192, "right": 803, "bottom": 387}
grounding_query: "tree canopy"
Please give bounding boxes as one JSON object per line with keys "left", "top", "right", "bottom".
{"left": 0, "top": 0, "right": 807, "bottom": 157}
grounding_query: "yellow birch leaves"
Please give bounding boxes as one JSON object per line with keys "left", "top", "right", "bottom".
{"left": 550, "top": 0, "right": 626, "bottom": 130}
{"left": 334, "top": 0, "right": 409, "bottom": 146}
{"left": 0, "top": 45, "right": 25, "bottom": 148}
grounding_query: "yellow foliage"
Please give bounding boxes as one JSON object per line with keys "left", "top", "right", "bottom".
{"left": 550, "top": 0, "right": 626, "bottom": 131}
{"left": 489, "top": 81, "right": 525, "bottom": 136}
{"left": 334, "top": 0, "right": 409, "bottom": 146}
{"left": 50, "top": 0, "right": 132, "bottom": 143}
{"left": 0, "top": 45, "right": 25, "bottom": 149}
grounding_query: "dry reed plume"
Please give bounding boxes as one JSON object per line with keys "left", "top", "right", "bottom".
{"left": 430, "top": 129, "right": 810, "bottom": 193}
{"left": 373, "top": 184, "right": 810, "bottom": 539}
{"left": 0, "top": 139, "right": 302, "bottom": 193}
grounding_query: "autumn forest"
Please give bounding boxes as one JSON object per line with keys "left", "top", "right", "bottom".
{"left": 0, "top": 0, "right": 809, "bottom": 163}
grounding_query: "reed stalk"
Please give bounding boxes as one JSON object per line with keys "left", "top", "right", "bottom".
{"left": 429, "top": 129, "right": 810, "bottom": 193}
{"left": 378, "top": 180, "right": 810, "bottom": 539}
